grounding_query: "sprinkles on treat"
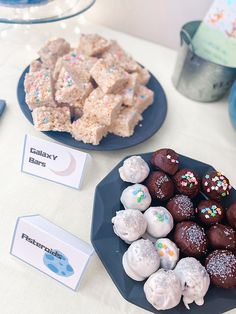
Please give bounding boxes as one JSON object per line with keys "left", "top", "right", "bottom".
{"left": 182, "top": 224, "right": 207, "bottom": 252}
{"left": 132, "top": 186, "right": 146, "bottom": 203}
{"left": 199, "top": 204, "right": 222, "bottom": 219}
{"left": 180, "top": 171, "right": 198, "bottom": 188}
{"left": 204, "top": 171, "right": 231, "bottom": 197}
{"left": 167, "top": 154, "right": 179, "bottom": 164}
{"left": 206, "top": 251, "right": 236, "bottom": 283}
{"left": 174, "top": 195, "right": 193, "bottom": 216}
{"left": 156, "top": 242, "right": 175, "bottom": 257}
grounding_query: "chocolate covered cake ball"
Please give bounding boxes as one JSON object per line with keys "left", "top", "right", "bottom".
{"left": 173, "top": 169, "right": 200, "bottom": 198}
{"left": 195, "top": 200, "right": 224, "bottom": 226}
{"left": 145, "top": 171, "right": 174, "bottom": 201}
{"left": 202, "top": 171, "right": 231, "bottom": 201}
{"left": 205, "top": 250, "right": 236, "bottom": 288}
{"left": 226, "top": 202, "right": 236, "bottom": 230}
{"left": 167, "top": 195, "right": 194, "bottom": 222}
{"left": 150, "top": 148, "right": 179, "bottom": 175}
{"left": 174, "top": 221, "right": 208, "bottom": 258}
{"left": 207, "top": 224, "right": 236, "bottom": 251}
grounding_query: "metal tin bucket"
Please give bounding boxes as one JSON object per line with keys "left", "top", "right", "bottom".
{"left": 172, "top": 21, "right": 236, "bottom": 102}
{"left": 229, "top": 81, "right": 236, "bottom": 130}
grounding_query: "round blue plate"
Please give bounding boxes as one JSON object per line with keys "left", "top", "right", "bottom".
{"left": 91, "top": 151, "right": 236, "bottom": 313}
{"left": 17, "top": 65, "right": 167, "bottom": 151}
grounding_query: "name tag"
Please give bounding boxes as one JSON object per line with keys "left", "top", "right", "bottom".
{"left": 10, "top": 215, "right": 94, "bottom": 290}
{"left": 21, "top": 135, "right": 90, "bottom": 189}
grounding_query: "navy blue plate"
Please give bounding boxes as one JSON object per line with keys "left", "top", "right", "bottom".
{"left": 91, "top": 152, "right": 236, "bottom": 314}
{"left": 17, "top": 65, "right": 167, "bottom": 151}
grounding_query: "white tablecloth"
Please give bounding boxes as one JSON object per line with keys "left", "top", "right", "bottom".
{"left": 0, "top": 16, "right": 235, "bottom": 314}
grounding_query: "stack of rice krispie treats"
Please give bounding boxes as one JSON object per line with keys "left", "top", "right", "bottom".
{"left": 24, "top": 34, "right": 154, "bottom": 145}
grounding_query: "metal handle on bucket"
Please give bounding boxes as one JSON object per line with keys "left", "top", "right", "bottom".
{"left": 180, "top": 28, "right": 194, "bottom": 52}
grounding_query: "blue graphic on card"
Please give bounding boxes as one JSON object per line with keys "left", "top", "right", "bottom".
{"left": 43, "top": 250, "right": 74, "bottom": 277}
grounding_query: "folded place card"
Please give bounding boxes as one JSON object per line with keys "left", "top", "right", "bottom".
{"left": 192, "top": 0, "right": 236, "bottom": 67}
{"left": 21, "top": 135, "right": 90, "bottom": 189}
{"left": 10, "top": 215, "right": 94, "bottom": 290}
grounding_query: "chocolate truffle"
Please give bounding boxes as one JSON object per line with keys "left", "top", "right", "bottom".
{"left": 145, "top": 171, "right": 174, "bottom": 201}
{"left": 226, "top": 202, "right": 236, "bottom": 230}
{"left": 150, "top": 148, "right": 179, "bottom": 175}
{"left": 167, "top": 194, "right": 194, "bottom": 222}
{"left": 205, "top": 250, "right": 236, "bottom": 288}
{"left": 174, "top": 221, "right": 208, "bottom": 258}
{"left": 207, "top": 224, "right": 236, "bottom": 251}
{"left": 202, "top": 171, "right": 232, "bottom": 201}
{"left": 173, "top": 169, "right": 200, "bottom": 198}
{"left": 195, "top": 200, "right": 224, "bottom": 226}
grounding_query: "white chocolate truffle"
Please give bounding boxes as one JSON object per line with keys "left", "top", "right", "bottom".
{"left": 119, "top": 156, "right": 150, "bottom": 183}
{"left": 120, "top": 184, "right": 151, "bottom": 211}
{"left": 155, "top": 238, "right": 179, "bottom": 270}
{"left": 144, "top": 269, "right": 182, "bottom": 311}
{"left": 122, "top": 239, "right": 160, "bottom": 281}
{"left": 174, "top": 257, "right": 210, "bottom": 309}
{"left": 111, "top": 209, "right": 147, "bottom": 243}
{"left": 143, "top": 207, "right": 174, "bottom": 238}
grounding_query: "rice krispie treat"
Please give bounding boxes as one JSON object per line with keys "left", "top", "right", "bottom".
{"left": 121, "top": 73, "right": 138, "bottom": 107}
{"left": 29, "top": 60, "right": 44, "bottom": 73}
{"left": 38, "top": 38, "right": 71, "bottom": 69}
{"left": 102, "top": 41, "right": 139, "bottom": 73}
{"left": 24, "top": 69, "right": 55, "bottom": 110}
{"left": 78, "top": 34, "right": 111, "bottom": 57}
{"left": 60, "top": 51, "right": 97, "bottom": 77}
{"left": 133, "top": 85, "right": 154, "bottom": 114}
{"left": 71, "top": 107, "right": 83, "bottom": 120}
{"left": 32, "top": 106, "right": 71, "bottom": 132}
{"left": 109, "top": 107, "right": 142, "bottom": 137}
{"left": 90, "top": 58, "right": 128, "bottom": 94}
{"left": 136, "top": 65, "right": 151, "bottom": 85}
{"left": 83, "top": 90, "right": 123, "bottom": 126}
{"left": 71, "top": 116, "right": 108, "bottom": 145}
{"left": 55, "top": 68, "right": 93, "bottom": 104}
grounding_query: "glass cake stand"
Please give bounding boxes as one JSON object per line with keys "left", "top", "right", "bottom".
{"left": 0, "top": 0, "right": 95, "bottom": 56}
{"left": 0, "top": 0, "right": 95, "bottom": 24}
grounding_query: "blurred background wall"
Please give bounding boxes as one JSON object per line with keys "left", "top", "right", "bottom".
{"left": 86, "top": 0, "right": 213, "bottom": 49}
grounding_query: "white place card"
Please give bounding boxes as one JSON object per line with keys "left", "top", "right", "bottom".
{"left": 10, "top": 215, "right": 94, "bottom": 291}
{"left": 21, "top": 135, "right": 90, "bottom": 189}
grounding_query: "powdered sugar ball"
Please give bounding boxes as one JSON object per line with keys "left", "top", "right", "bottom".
{"left": 122, "top": 239, "right": 160, "bottom": 281}
{"left": 174, "top": 257, "right": 210, "bottom": 309}
{"left": 144, "top": 207, "right": 174, "bottom": 238}
{"left": 119, "top": 156, "right": 150, "bottom": 183}
{"left": 144, "top": 269, "right": 182, "bottom": 310}
{"left": 111, "top": 209, "right": 147, "bottom": 243}
{"left": 120, "top": 184, "right": 151, "bottom": 211}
